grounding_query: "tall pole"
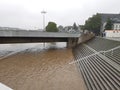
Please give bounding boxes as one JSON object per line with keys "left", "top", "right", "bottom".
{"left": 41, "top": 10, "right": 47, "bottom": 31}
{"left": 41, "top": 10, "right": 47, "bottom": 48}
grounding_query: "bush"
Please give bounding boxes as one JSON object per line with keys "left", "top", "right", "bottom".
{"left": 46, "top": 22, "right": 58, "bottom": 32}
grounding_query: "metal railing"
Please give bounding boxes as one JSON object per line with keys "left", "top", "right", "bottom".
{"left": 69, "top": 45, "right": 120, "bottom": 64}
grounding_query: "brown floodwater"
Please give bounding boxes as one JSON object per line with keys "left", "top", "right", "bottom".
{"left": 0, "top": 45, "right": 86, "bottom": 90}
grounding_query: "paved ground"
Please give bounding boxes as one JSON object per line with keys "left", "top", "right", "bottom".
{"left": 105, "top": 37, "right": 120, "bottom": 41}
{"left": 0, "top": 48, "right": 86, "bottom": 90}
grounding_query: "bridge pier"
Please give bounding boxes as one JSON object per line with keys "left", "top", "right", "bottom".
{"left": 67, "top": 38, "right": 78, "bottom": 48}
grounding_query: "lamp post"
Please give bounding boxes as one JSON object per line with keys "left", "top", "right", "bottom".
{"left": 41, "top": 10, "right": 47, "bottom": 31}
{"left": 41, "top": 10, "right": 47, "bottom": 48}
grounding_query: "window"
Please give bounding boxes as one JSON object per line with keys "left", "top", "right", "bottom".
{"left": 113, "top": 25, "right": 116, "bottom": 30}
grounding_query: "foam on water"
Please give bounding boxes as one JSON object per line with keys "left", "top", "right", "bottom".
{"left": 0, "top": 42, "right": 66, "bottom": 59}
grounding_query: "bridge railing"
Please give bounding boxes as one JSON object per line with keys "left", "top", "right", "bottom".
{"left": 69, "top": 45, "right": 120, "bottom": 64}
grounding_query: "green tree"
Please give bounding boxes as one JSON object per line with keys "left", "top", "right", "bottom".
{"left": 73, "top": 22, "right": 78, "bottom": 30}
{"left": 46, "top": 22, "right": 58, "bottom": 32}
{"left": 105, "top": 18, "right": 113, "bottom": 30}
{"left": 84, "top": 13, "right": 101, "bottom": 35}
{"left": 79, "top": 25, "right": 85, "bottom": 32}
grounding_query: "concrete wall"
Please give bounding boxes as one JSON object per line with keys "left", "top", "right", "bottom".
{"left": 67, "top": 33, "right": 95, "bottom": 48}
{"left": 105, "top": 30, "right": 120, "bottom": 37}
{"left": 67, "top": 38, "right": 78, "bottom": 48}
{"left": 77, "top": 33, "right": 95, "bottom": 44}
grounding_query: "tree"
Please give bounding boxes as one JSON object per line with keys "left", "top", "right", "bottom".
{"left": 104, "top": 18, "right": 113, "bottom": 30}
{"left": 46, "top": 22, "right": 58, "bottom": 32}
{"left": 79, "top": 25, "right": 85, "bottom": 32}
{"left": 84, "top": 13, "right": 101, "bottom": 35}
{"left": 73, "top": 22, "right": 78, "bottom": 30}
{"left": 58, "top": 25, "right": 64, "bottom": 32}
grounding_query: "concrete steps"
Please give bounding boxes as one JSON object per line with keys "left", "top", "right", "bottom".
{"left": 86, "top": 37, "right": 120, "bottom": 51}
{"left": 73, "top": 37, "right": 120, "bottom": 90}
{"left": 101, "top": 48, "right": 120, "bottom": 65}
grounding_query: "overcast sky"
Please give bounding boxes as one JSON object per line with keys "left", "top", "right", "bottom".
{"left": 0, "top": 0, "right": 120, "bottom": 29}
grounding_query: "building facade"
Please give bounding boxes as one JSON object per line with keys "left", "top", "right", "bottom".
{"left": 99, "top": 13, "right": 120, "bottom": 37}
{"left": 105, "top": 30, "right": 120, "bottom": 37}
{"left": 99, "top": 13, "right": 120, "bottom": 33}
{"left": 113, "top": 23, "right": 120, "bottom": 30}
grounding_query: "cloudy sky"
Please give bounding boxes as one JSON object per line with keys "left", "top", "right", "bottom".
{"left": 0, "top": 0, "right": 120, "bottom": 29}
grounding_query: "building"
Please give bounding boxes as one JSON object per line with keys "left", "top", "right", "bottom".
{"left": 105, "top": 30, "right": 120, "bottom": 37}
{"left": 99, "top": 13, "right": 120, "bottom": 37}
{"left": 99, "top": 13, "right": 120, "bottom": 34}
{"left": 112, "top": 19, "right": 120, "bottom": 30}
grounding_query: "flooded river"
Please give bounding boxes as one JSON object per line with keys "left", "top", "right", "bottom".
{"left": 0, "top": 43, "right": 86, "bottom": 90}
{"left": 0, "top": 43, "right": 66, "bottom": 59}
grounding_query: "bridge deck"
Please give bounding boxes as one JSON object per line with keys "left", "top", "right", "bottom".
{"left": 0, "top": 30, "right": 80, "bottom": 38}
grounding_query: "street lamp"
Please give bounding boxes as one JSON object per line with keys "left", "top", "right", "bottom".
{"left": 41, "top": 10, "right": 47, "bottom": 48}
{"left": 41, "top": 10, "right": 47, "bottom": 31}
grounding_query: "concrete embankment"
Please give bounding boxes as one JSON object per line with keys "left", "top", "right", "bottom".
{"left": 78, "top": 33, "right": 95, "bottom": 44}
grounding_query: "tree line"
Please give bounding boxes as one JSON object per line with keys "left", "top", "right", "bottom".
{"left": 45, "top": 22, "right": 79, "bottom": 32}
{"left": 81, "top": 13, "right": 113, "bottom": 35}
{"left": 45, "top": 13, "right": 113, "bottom": 35}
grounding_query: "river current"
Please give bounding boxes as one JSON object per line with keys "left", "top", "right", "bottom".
{"left": 0, "top": 42, "right": 66, "bottom": 59}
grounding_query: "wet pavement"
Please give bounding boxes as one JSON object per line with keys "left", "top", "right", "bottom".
{"left": 0, "top": 43, "right": 86, "bottom": 90}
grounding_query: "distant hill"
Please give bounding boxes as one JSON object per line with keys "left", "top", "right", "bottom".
{"left": 0, "top": 26, "right": 24, "bottom": 30}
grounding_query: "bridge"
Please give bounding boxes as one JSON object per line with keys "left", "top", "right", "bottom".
{"left": 0, "top": 30, "right": 81, "bottom": 48}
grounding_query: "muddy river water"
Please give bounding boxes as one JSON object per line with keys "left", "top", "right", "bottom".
{"left": 0, "top": 43, "right": 86, "bottom": 90}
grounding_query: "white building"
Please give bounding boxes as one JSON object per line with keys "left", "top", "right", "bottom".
{"left": 113, "top": 23, "right": 120, "bottom": 30}
{"left": 105, "top": 30, "right": 120, "bottom": 37}
{"left": 99, "top": 13, "right": 120, "bottom": 35}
